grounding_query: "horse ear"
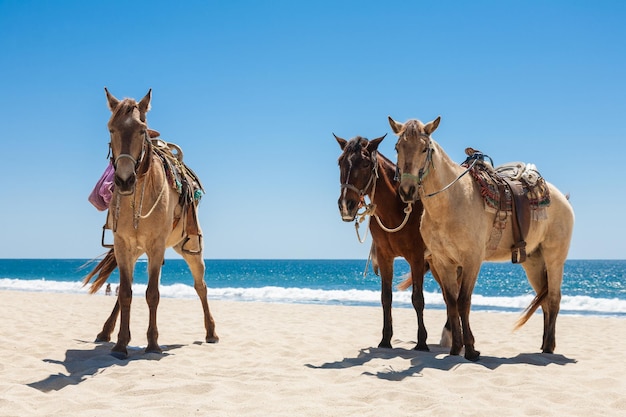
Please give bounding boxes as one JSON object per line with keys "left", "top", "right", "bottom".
{"left": 138, "top": 89, "right": 152, "bottom": 114}
{"left": 367, "top": 134, "right": 386, "bottom": 152}
{"left": 104, "top": 87, "right": 120, "bottom": 111}
{"left": 333, "top": 133, "right": 348, "bottom": 150}
{"left": 388, "top": 116, "right": 403, "bottom": 134}
{"left": 425, "top": 116, "right": 441, "bottom": 135}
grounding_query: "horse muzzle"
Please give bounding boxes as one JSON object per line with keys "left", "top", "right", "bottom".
{"left": 398, "top": 181, "right": 419, "bottom": 203}
{"left": 114, "top": 173, "right": 136, "bottom": 195}
{"left": 338, "top": 198, "right": 358, "bottom": 222}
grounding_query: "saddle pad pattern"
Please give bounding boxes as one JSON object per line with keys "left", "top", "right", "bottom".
{"left": 464, "top": 160, "right": 551, "bottom": 218}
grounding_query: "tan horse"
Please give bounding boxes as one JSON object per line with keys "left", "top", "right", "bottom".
{"left": 389, "top": 116, "right": 574, "bottom": 361}
{"left": 84, "top": 88, "right": 218, "bottom": 358}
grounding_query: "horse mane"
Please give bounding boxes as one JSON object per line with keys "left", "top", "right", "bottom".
{"left": 338, "top": 136, "right": 368, "bottom": 163}
{"left": 398, "top": 119, "right": 427, "bottom": 139}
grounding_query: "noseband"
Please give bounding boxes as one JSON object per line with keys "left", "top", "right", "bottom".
{"left": 396, "top": 133, "right": 434, "bottom": 186}
{"left": 110, "top": 131, "right": 151, "bottom": 177}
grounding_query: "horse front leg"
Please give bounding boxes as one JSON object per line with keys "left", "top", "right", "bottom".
{"left": 378, "top": 256, "right": 394, "bottom": 348}
{"left": 435, "top": 264, "right": 463, "bottom": 356}
{"left": 458, "top": 274, "right": 480, "bottom": 361}
{"left": 96, "top": 298, "right": 119, "bottom": 342}
{"left": 408, "top": 256, "right": 428, "bottom": 351}
{"left": 145, "top": 253, "right": 164, "bottom": 353}
{"left": 112, "top": 260, "right": 133, "bottom": 358}
{"left": 178, "top": 246, "right": 218, "bottom": 343}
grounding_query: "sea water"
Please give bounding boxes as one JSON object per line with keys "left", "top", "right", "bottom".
{"left": 0, "top": 259, "right": 624, "bottom": 317}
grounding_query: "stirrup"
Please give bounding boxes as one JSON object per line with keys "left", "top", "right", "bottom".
{"left": 181, "top": 234, "right": 203, "bottom": 255}
{"left": 101, "top": 225, "right": 114, "bottom": 249}
{"left": 511, "top": 241, "right": 527, "bottom": 263}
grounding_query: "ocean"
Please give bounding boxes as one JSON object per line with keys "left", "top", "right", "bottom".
{"left": 0, "top": 259, "right": 624, "bottom": 317}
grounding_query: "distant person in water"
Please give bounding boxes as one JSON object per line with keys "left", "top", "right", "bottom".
{"left": 105, "top": 283, "right": 112, "bottom": 296}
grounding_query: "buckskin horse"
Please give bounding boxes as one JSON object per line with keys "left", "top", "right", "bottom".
{"left": 389, "top": 116, "right": 574, "bottom": 360}
{"left": 83, "top": 88, "right": 218, "bottom": 358}
{"left": 336, "top": 134, "right": 441, "bottom": 350}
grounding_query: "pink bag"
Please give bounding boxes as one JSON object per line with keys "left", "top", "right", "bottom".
{"left": 88, "top": 163, "right": 115, "bottom": 211}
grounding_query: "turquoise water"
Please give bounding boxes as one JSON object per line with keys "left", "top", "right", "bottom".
{"left": 0, "top": 259, "right": 624, "bottom": 316}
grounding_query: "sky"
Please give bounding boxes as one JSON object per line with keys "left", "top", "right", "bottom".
{"left": 1, "top": 0, "right": 625, "bottom": 260}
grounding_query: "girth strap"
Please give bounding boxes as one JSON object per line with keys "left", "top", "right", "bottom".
{"left": 501, "top": 177, "right": 531, "bottom": 263}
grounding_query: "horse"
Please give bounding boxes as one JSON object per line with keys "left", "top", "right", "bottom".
{"left": 83, "top": 88, "right": 218, "bottom": 358}
{"left": 389, "top": 116, "right": 574, "bottom": 360}
{"left": 336, "top": 133, "right": 438, "bottom": 350}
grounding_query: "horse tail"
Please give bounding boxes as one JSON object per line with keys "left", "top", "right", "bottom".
{"left": 395, "top": 260, "right": 431, "bottom": 291}
{"left": 514, "top": 285, "right": 549, "bottom": 330}
{"left": 82, "top": 249, "right": 117, "bottom": 294}
{"left": 396, "top": 273, "right": 413, "bottom": 291}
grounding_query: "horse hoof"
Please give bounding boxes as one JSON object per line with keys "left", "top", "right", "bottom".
{"left": 111, "top": 344, "right": 128, "bottom": 359}
{"left": 95, "top": 334, "right": 111, "bottom": 343}
{"left": 414, "top": 343, "right": 430, "bottom": 352}
{"left": 110, "top": 350, "right": 128, "bottom": 360}
{"left": 378, "top": 341, "right": 392, "bottom": 349}
{"left": 206, "top": 336, "right": 220, "bottom": 344}
{"left": 465, "top": 350, "right": 481, "bottom": 362}
{"left": 145, "top": 345, "right": 163, "bottom": 354}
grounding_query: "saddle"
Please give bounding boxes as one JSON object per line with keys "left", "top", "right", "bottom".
{"left": 464, "top": 148, "right": 550, "bottom": 264}
{"left": 151, "top": 137, "right": 205, "bottom": 254}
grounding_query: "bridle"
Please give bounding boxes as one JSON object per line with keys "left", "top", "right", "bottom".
{"left": 340, "top": 150, "right": 379, "bottom": 199}
{"left": 396, "top": 133, "right": 484, "bottom": 199}
{"left": 395, "top": 132, "right": 434, "bottom": 187}
{"left": 340, "top": 149, "right": 413, "bottom": 242}
{"left": 108, "top": 130, "right": 165, "bottom": 231}
{"left": 109, "top": 130, "right": 151, "bottom": 175}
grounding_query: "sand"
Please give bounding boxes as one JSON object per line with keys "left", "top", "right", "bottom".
{"left": 1, "top": 290, "right": 624, "bottom": 416}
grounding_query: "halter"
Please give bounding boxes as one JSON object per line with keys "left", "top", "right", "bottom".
{"left": 396, "top": 133, "right": 434, "bottom": 186}
{"left": 110, "top": 131, "right": 151, "bottom": 174}
{"left": 108, "top": 131, "right": 161, "bottom": 231}
{"left": 340, "top": 150, "right": 413, "bottom": 242}
{"left": 398, "top": 133, "right": 484, "bottom": 199}
{"left": 340, "top": 150, "right": 379, "bottom": 198}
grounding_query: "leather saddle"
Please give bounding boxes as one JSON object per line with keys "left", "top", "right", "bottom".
{"left": 465, "top": 149, "right": 534, "bottom": 264}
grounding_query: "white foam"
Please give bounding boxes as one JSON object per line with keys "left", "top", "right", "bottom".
{"left": 1, "top": 278, "right": 625, "bottom": 316}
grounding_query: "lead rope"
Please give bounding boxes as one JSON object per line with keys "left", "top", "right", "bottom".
{"left": 133, "top": 165, "right": 168, "bottom": 229}
{"left": 363, "top": 243, "right": 374, "bottom": 277}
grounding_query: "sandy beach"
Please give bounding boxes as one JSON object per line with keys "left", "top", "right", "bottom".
{"left": 1, "top": 290, "right": 624, "bottom": 416}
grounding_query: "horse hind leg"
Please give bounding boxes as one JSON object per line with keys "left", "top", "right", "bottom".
{"left": 521, "top": 252, "right": 561, "bottom": 353}
{"left": 175, "top": 243, "right": 218, "bottom": 343}
{"left": 96, "top": 299, "right": 120, "bottom": 342}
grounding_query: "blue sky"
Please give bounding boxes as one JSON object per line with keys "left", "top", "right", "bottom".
{"left": 1, "top": 0, "right": 624, "bottom": 259}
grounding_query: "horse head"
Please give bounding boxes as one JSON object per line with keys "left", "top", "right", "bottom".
{"left": 105, "top": 88, "right": 152, "bottom": 195}
{"left": 335, "top": 134, "right": 386, "bottom": 221}
{"left": 389, "top": 116, "right": 441, "bottom": 203}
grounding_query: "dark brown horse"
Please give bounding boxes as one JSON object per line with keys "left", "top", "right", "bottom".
{"left": 335, "top": 134, "right": 436, "bottom": 350}
{"left": 83, "top": 88, "right": 218, "bottom": 358}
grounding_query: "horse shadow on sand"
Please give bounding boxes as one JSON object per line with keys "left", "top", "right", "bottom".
{"left": 27, "top": 340, "right": 186, "bottom": 392}
{"left": 305, "top": 344, "right": 577, "bottom": 382}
